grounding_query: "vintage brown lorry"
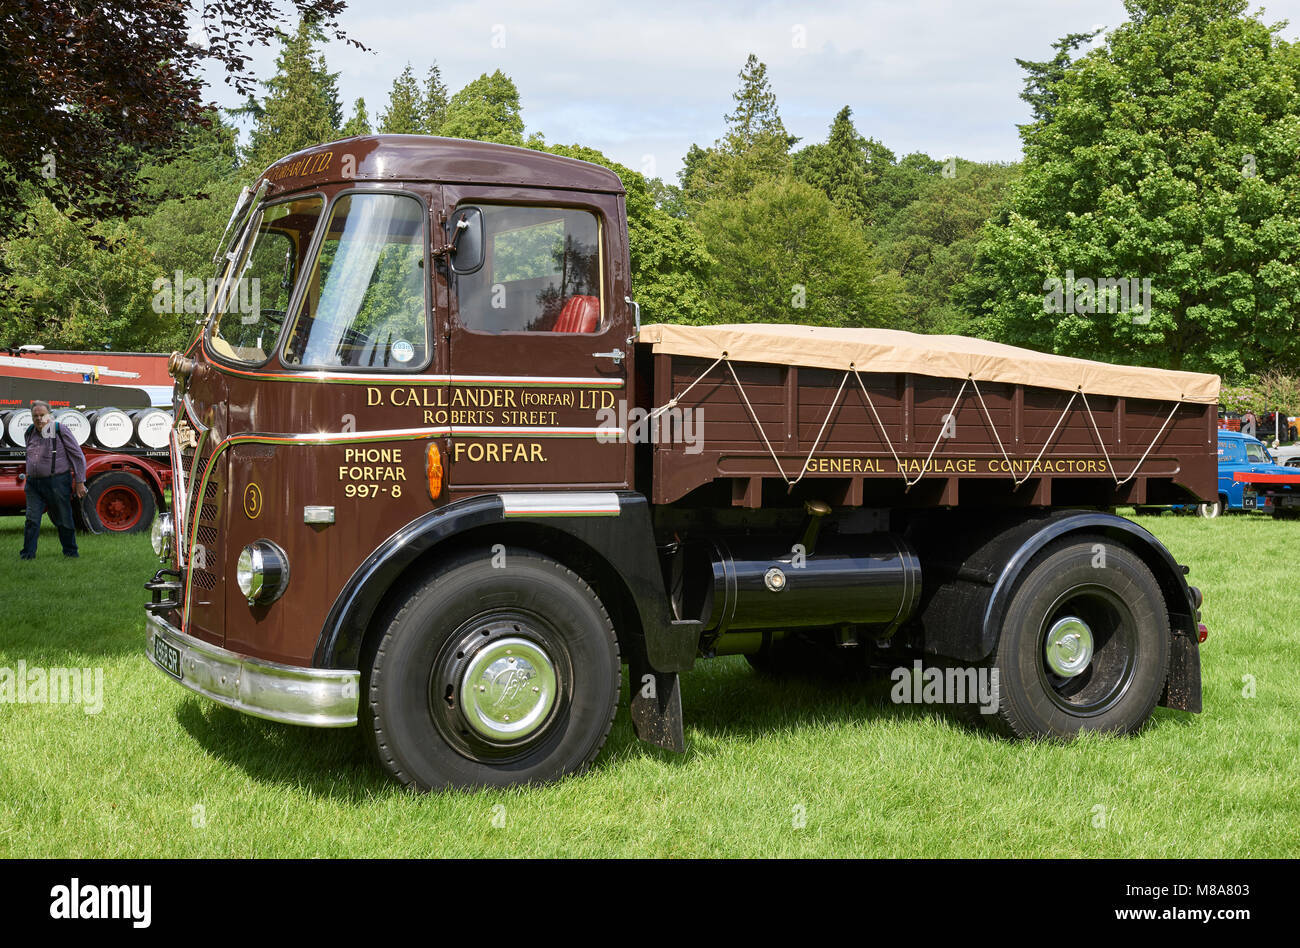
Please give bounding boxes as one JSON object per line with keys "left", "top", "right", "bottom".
{"left": 145, "top": 135, "right": 1217, "bottom": 790}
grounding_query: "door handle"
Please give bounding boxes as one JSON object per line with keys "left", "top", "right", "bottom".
{"left": 592, "top": 348, "right": 625, "bottom": 364}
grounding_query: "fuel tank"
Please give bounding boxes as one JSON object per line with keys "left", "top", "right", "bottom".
{"left": 674, "top": 533, "right": 922, "bottom": 652}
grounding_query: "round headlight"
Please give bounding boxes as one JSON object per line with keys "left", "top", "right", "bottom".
{"left": 151, "top": 514, "right": 174, "bottom": 558}
{"left": 236, "top": 540, "right": 289, "bottom": 605}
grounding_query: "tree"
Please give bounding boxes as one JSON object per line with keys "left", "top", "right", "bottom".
{"left": 135, "top": 112, "right": 244, "bottom": 288}
{"left": 0, "top": 1, "right": 358, "bottom": 229}
{"left": 242, "top": 19, "right": 343, "bottom": 172}
{"left": 0, "top": 195, "right": 181, "bottom": 351}
{"left": 422, "top": 64, "right": 449, "bottom": 134}
{"left": 379, "top": 64, "right": 423, "bottom": 134}
{"left": 440, "top": 71, "right": 525, "bottom": 145}
{"left": 535, "top": 143, "right": 716, "bottom": 324}
{"left": 682, "top": 55, "right": 793, "bottom": 205}
{"left": 1015, "top": 29, "right": 1104, "bottom": 125}
{"left": 871, "top": 151, "right": 941, "bottom": 226}
{"left": 695, "top": 176, "right": 903, "bottom": 328}
{"left": 342, "top": 98, "right": 372, "bottom": 138}
{"left": 876, "top": 159, "right": 1019, "bottom": 334}
{"left": 964, "top": 0, "right": 1300, "bottom": 377}
{"left": 792, "top": 106, "right": 872, "bottom": 223}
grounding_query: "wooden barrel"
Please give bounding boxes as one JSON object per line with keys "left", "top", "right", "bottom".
{"left": 132, "top": 408, "right": 173, "bottom": 450}
{"left": 55, "top": 408, "right": 92, "bottom": 445}
{"left": 89, "top": 407, "right": 134, "bottom": 449}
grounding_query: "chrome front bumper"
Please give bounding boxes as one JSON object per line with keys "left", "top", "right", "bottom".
{"left": 145, "top": 613, "right": 359, "bottom": 727}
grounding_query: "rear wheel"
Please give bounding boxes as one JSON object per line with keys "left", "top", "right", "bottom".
{"left": 981, "top": 539, "right": 1170, "bottom": 739}
{"left": 363, "top": 548, "right": 620, "bottom": 791}
{"left": 81, "top": 471, "right": 155, "bottom": 533}
{"left": 1197, "top": 497, "right": 1223, "bottom": 519}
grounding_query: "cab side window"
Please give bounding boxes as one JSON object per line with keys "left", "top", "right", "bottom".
{"left": 455, "top": 205, "right": 602, "bottom": 333}
{"left": 1245, "top": 441, "right": 1268, "bottom": 463}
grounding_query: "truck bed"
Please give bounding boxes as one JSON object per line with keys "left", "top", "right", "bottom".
{"left": 640, "top": 325, "right": 1219, "bottom": 509}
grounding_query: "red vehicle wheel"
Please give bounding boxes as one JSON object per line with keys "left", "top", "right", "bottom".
{"left": 83, "top": 472, "right": 156, "bottom": 534}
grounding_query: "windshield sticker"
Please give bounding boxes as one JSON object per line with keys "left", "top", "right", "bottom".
{"left": 392, "top": 340, "right": 414, "bottom": 363}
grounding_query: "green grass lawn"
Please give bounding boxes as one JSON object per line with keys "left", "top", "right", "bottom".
{"left": 1, "top": 511, "right": 1297, "bottom": 857}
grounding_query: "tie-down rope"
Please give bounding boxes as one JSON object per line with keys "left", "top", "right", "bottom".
{"left": 650, "top": 352, "right": 1180, "bottom": 491}
{"left": 1078, "top": 391, "right": 1181, "bottom": 486}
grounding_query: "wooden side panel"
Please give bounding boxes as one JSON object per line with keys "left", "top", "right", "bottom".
{"left": 648, "top": 353, "right": 1217, "bottom": 508}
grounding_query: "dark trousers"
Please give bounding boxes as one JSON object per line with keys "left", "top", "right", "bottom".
{"left": 23, "top": 472, "right": 78, "bottom": 557}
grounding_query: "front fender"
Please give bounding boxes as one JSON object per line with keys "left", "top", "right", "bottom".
{"left": 314, "top": 493, "right": 503, "bottom": 670}
{"left": 313, "top": 491, "right": 698, "bottom": 674}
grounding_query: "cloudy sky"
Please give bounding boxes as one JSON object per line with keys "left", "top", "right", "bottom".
{"left": 197, "top": 0, "right": 1300, "bottom": 179}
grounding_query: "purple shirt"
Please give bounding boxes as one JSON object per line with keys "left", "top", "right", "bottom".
{"left": 25, "top": 421, "right": 87, "bottom": 483}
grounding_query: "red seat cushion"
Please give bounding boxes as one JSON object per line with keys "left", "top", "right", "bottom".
{"left": 554, "top": 295, "right": 600, "bottom": 333}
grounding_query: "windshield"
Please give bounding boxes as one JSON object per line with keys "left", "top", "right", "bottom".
{"left": 282, "top": 192, "right": 429, "bottom": 370}
{"left": 208, "top": 194, "right": 325, "bottom": 364}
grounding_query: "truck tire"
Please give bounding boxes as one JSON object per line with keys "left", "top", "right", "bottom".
{"left": 363, "top": 548, "right": 620, "bottom": 791}
{"left": 982, "top": 539, "right": 1170, "bottom": 739}
{"left": 1197, "top": 498, "right": 1222, "bottom": 519}
{"left": 81, "top": 471, "right": 156, "bottom": 533}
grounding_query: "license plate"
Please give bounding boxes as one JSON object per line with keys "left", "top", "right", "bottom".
{"left": 1244, "top": 496, "right": 1256, "bottom": 508}
{"left": 154, "top": 634, "right": 182, "bottom": 680}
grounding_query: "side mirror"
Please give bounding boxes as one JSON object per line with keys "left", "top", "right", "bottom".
{"left": 447, "top": 206, "right": 484, "bottom": 275}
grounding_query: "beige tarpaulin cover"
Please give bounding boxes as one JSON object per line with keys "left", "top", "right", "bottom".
{"left": 639, "top": 323, "right": 1221, "bottom": 405}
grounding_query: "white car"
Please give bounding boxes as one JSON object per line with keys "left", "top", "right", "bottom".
{"left": 1269, "top": 443, "right": 1300, "bottom": 468}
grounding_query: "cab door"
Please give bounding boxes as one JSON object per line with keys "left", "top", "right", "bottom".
{"left": 440, "top": 187, "right": 632, "bottom": 496}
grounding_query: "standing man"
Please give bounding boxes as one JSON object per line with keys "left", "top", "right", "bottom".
{"left": 21, "top": 400, "right": 87, "bottom": 559}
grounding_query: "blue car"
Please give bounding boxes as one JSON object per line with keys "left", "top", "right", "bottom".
{"left": 1196, "top": 429, "right": 1300, "bottom": 518}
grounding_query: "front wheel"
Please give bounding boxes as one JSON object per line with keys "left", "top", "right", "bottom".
{"left": 363, "top": 549, "right": 620, "bottom": 791}
{"left": 981, "top": 539, "right": 1170, "bottom": 739}
{"left": 1197, "top": 498, "right": 1223, "bottom": 519}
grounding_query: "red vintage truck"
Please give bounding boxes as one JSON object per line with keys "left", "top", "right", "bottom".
{"left": 2, "top": 371, "right": 172, "bottom": 532}
{"left": 145, "top": 135, "right": 1217, "bottom": 790}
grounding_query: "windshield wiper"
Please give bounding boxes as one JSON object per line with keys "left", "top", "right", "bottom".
{"left": 212, "top": 180, "right": 269, "bottom": 270}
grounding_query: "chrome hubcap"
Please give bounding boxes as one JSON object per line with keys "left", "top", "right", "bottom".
{"left": 1044, "top": 616, "right": 1094, "bottom": 677}
{"left": 459, "top": 636, "right": 557, "bottom": 742}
